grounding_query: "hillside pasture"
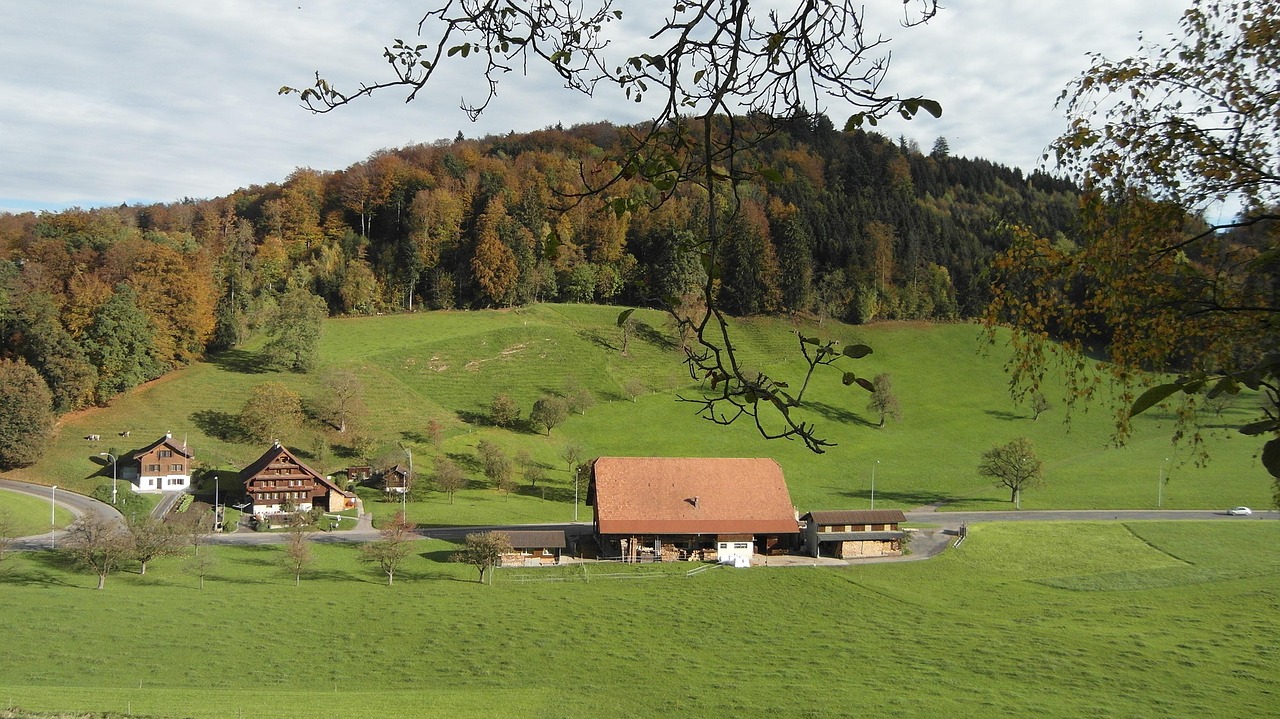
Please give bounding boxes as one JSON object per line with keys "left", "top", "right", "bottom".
{"left": 8, "top": 306, "right": 1271, "bottom": 528}
{"left": 0, "top": 521, "right": 1275, "bottom": 717}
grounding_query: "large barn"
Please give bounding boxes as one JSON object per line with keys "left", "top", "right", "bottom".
{"left": 587, "top": 457, "right": 800, "bottom": 566}
{"left": 239, "top": 442, "right": 356, "bottom": 518}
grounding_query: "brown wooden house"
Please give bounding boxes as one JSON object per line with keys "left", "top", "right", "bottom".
{"left": 121, "top": 433, "right": 194, "bottom": 493}
{"left": 802, "top": 509, "right": 906, "bottom": 559}
{"left": 588, "top": 457, "right": 799, "bottom": 566}
{"left": 381, "top": 464, "right": 411, "bottom": 494}
{"left": 239, "top": 442, "right": 356, "bottom": 518}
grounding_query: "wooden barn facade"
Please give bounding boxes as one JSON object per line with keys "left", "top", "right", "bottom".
{"left": 801, "top": 509, "right": 906, "bottom": 559}
{"left": 588, "top": 457, "right": 800, "bottom": 566}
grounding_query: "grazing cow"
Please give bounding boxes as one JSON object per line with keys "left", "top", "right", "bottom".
{"left": 119, "top": 430, "right": 130, "bottom": 437}
{"left": 85, "top": 434, "right": 100, "bottom": 442}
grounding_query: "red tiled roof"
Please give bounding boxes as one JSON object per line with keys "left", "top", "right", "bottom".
{"left": 590, "top": 457, "right": 798, "bottom": 535}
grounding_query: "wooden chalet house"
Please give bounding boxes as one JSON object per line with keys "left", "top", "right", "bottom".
{"left": 381, "top": 464, "right": 411, "bottom": 494}
{"left": 588, "top": 457, "right": 800, "bottom": 566}
{"left": 121, "top": 433, "right": 193, "bottom": 493}
{"left": 239, "top": 442, "right": 356, "bottom": 518}
{"left": 498, "top": 530, "right": 567, "bottom": 567}
{"left": 801, "top": 509, "right": 906, "bottom": 559}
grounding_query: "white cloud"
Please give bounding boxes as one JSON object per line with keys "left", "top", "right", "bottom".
{"left": 0, "top": 1, "right": 1188, "bottom": 213}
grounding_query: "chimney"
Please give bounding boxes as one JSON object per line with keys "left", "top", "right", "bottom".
{"left": 165, "top": 431, "right": 172, "bottom": 439}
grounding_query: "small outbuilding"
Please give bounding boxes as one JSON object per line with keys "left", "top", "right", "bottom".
{"left": 801, "top": 509, "right": 906, "bottom": 559}
{"left": 381, "top": 464, "right": 411, "bottom": 494}
{"left": 498, "top": 530, "right": 567, "bottom": 566}
{"left": 588, "top": 457, "right": 800, "bottom": 565}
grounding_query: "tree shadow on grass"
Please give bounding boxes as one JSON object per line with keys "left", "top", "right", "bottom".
{"left": 804, "top": 400, "right": 877, "bottom": 428}
{"left": 634, "top": 321, "right": 676, "bottom": 351}
{"left": 190, "top": 409, "right": 246, "bottom": 443}
{"left": 207, "top": 349, "right": 271, "bottom": 375}
{"left": 834, "top": 489, "right": 959, "bottom": 507}
{"left": 0, "top": 560, "right": 83, "bottom": 589}
{"left": 984, "top": 409, "right": 1023, "bottom": 421}
{"left": 577, "top": 328, "right": 616, "bottom": 353}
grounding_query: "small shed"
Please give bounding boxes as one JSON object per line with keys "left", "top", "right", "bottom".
{"left": 802, "top": 509, "right": 906, "bottom": 559}
{"left": 498, "top": 530, "right": 567, "bottom": 566}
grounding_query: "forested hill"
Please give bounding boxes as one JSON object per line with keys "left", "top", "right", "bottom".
{"left": 0, "top": 115, "right": 1078, "bottom": 417}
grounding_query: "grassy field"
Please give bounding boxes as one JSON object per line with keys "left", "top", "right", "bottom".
{"left": 5, "top": 305, "right": 1271, "bottom": 528}
{"left": 0, "top": 521, "right": 1275, "bottom": 718}
{"left": 0, "top": 490, "right": 73, "bottom": 537}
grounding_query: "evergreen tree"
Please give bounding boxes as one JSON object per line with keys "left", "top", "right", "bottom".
{"left": 83, "top": 284, "right": 162, "bottom": 403}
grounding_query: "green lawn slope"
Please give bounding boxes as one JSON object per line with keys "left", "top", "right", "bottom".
{"left": 0, "top": 521, "right": 1275, "bottom": 718}
{"left": 6, "top": 305, "right": 1271, "bottom": 525}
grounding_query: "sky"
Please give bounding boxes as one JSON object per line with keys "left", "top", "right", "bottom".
{"left": 0, "top": 1, "right": 1188, "bottom": 214}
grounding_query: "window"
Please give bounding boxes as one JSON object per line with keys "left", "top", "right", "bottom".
{"left": 159, "top": 450, "right": 172, "bottom": 458}
{"left": 171, "top": 464, "right": 183, "bottom": 472}
{"left": 147, "top": 464, "right": 160, "bottom": 472}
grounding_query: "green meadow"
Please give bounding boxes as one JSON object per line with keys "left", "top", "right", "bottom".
{"left": 0, "top": 491, "right": 73, "bottom": 537}
{"left": 0, "top": 521, "right": 1276, "bottom": 718}
{"left": 9, "top": 305, "right": 1270, "bottom": 527}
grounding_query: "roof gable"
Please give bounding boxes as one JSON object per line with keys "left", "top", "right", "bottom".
{"left": 591, "top": 457, "right": 798, "bottom": 535}
{"left": 129, "top": 434, "right": 194, "bottom": 461}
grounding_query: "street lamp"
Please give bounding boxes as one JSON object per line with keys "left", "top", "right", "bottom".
{"left": 50, "top": 485, "right": 57, "bottom": 549}
{"left": 871, "top": 460, "right": 880, "bottom": 509}
{"left": 1158, "top": 457, "right": 1170, "bottom": 508}
{"left": 99, "top": 452, "right": 117, "bottom": 505}
{"left": 397, "top": 442, "right": 412, "bottom": 516}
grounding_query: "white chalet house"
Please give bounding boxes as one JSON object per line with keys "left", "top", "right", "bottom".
{"left": 121, "top": 433, "right": 194, "bottom": 493}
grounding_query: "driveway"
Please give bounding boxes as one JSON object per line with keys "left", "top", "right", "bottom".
{"left": 0, "top": 477, "right": 124, "bottom": 550}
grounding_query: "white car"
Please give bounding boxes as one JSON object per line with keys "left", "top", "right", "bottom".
{"left": 1227, "top": 506, "right": 1252, "bottom": 516}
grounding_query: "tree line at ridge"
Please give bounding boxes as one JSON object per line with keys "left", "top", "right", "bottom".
{"left": 0, "top": 117, "right": 1078, "bottom": 448}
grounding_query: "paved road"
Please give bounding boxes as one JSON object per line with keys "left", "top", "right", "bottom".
{"left": 0, "top": 478, "right": 123, "bottom": 550}
{"left": 3, "top": 476, "right": 1272, "bottom": 554}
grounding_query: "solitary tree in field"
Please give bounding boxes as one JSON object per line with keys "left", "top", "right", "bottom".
{"left": 360, "top": 512, "right": 417, "bottom": 586}
{"left": 282, "top": 518, "right": 316, "bottom": 586}
{"left": 318, "top": 368, "right": 366, "bottom": 434}
{"left": 63, "top": 514, "right": 133, "bottom": 590}
{"left": 530, "top": 395, "right": 568, "bottom": 435}
{"left": 125, "top": 515, "right": 182, "bottom": 575}
{"left": 978, "top": 437, "right": 1044, "bottom": 509}
{"left": 489, "top": 392, "right": 520, "bottom": 428}
{"left": 866, "top": 373, "right": 902, "bottom": 427}
{"left": 622, "top": 378, "right": 646, "bottom": 403}
{"left": 453, "top": 531, "right": 512, "bottom": 584}
{"left": 434, "top": 455, "right": 467, "bottom": 504}
{"left": 239, "top": 381, "right": 304, "bottom": 443}
{"left": 1030, "top": 392, "right": 1051, "bottom": 422}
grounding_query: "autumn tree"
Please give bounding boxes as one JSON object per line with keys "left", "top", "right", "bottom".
{"left": 125, "top": 515, "right": 182, "bottom": 575}
{"left": 978, "top": 437, "right": 1044, "bottom": 509}
{"left": 433, "top": 455, "right": 467, "bottom": 504}
{"left": 987, "top": 0, "right": 1280, "bottom": 482}
{"left": 452, "top": 531, "right": 512, "bottom": 584}
{"left": 282, "top": 517, "right": 316, "bottom": 586}
{"left": 489, "top": 392, "right": 520, "bottom": 429}
{"left": 360, "top": 512, "right": 416, "bottom": 585}
{"left": 284, "top": 0, "right": 942, "bottom": 453}
{"left": 317, "top": 368, "right": 366, "bottom": 434}
{"left": 530, "top": 395, "right": 568, "bottom": 435}
{"left": 866, "top": 374, "right": 902, "bottom": 427}
{"left": 62, "top": 514, "right": 133, "bottom": 590}
{"left": 239, "top": 382, "right": 304, "bottom": 443}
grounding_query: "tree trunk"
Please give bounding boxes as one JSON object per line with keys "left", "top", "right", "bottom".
{"left": 97, "top": 573, "right": 106, "bottom": 590}
{"left": 387, "top": 569, "right": 394, "bottom": 586}
{"left": 139, "top": 560, "right": 148, "bottom": 575}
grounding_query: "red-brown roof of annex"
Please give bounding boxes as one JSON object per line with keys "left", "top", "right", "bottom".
{"left": 590, "top": 457, "right": 799, "bottom": 535}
